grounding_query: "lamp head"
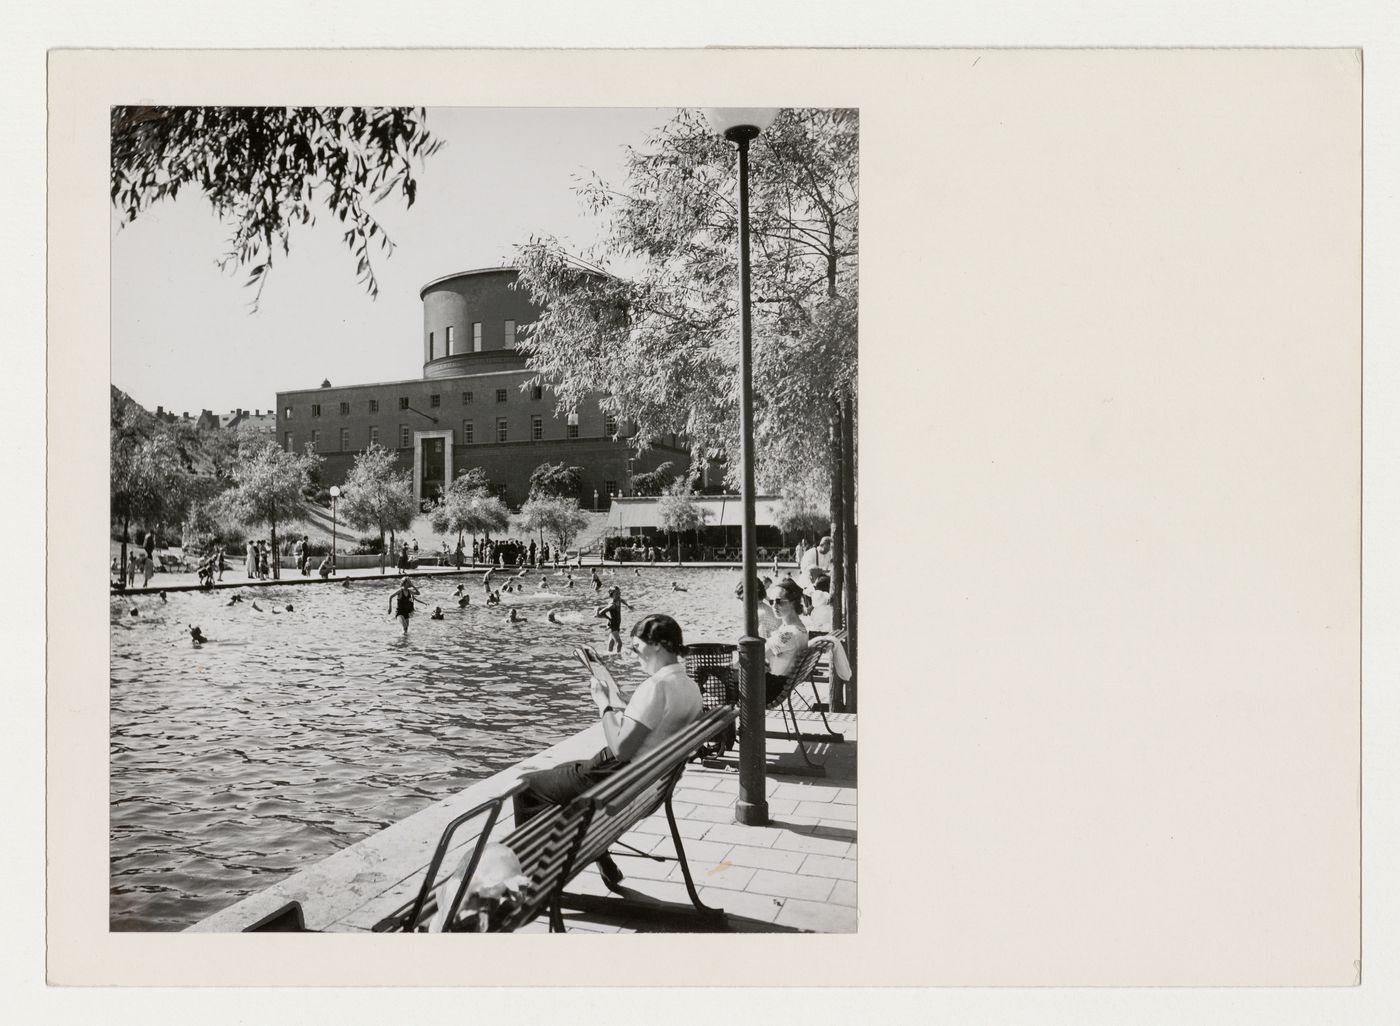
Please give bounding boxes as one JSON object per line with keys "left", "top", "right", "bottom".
{"left": 704, "top": 108, "right": 780, "bottom": 142}
{"left": 329, "top": 485, "right": 341, "bottom": 498}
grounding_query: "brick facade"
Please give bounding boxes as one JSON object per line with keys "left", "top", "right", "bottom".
{"left": 276, "top": 268, "right": 690, "bottom": 508}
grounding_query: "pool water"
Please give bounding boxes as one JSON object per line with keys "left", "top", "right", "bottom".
{"left": 109, "top": 565, "right": 752, "bottom": 931}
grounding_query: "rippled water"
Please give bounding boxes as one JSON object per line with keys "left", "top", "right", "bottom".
{"left": 110, "top": 565, "right": 750, "bottom": 931}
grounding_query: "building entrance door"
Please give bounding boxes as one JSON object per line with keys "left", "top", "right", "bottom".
{"left": 420, "top": 437, "right": 445, "bottom": 503}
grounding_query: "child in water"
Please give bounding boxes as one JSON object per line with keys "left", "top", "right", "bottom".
{"left": 671, "top": 581, "right": 688, "bottom": 592}
{"left": 430, "top": 607, "right": 445, "bottom": 620}
{"left": 189, "top": 625, "right": 208, "bottom": 644}
{"left": 388, "top": 576, "right": 420, "bottom": 635}
{"left": 594, "top": 586, "right": 633, "bottom": 654}
{"left": 508, "top": 608, "right": 524, "bottom": 624}
{"left": 458, "top": 594, "right": 471, "bottom": 608}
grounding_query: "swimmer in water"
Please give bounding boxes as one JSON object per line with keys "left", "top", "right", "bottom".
{"left": 159, "top": 590, "right": 168, "bottom": 602}
{"left": 672, "top": 582, "right": 688, "bottom": 592}
{"left": 285, "top": 603, "right": 293, "bottom": 612}
{"left": 483, "top": 567, "right": 496, "bottom": 592}
{"left": 454, "top": 583, "right": 465, "bottom": 596}
{"left": 508, "top": 608, "right": 524, "bottom": 623}
{"left": 130, "top": 607, "right": 139, "bottom": 616}
{"left": 591, "top": 569, "right": 603, "bottom": 592}
{"left": 189, "top": 625, "right": 208, "bottom": 643}
{"left": 548, "top": 610, "right": 562, "bottom": 624}
{"left": 458, "top": 594, "right": 470, "bottom": 608}
{"left": 486, "top": 590, "right": 501, "bottom": 606}
{"left": 227, "top": 593, "right": 243, "bottom": 605}
{"left": 251, "top": 601, "right": 263, "bottom": 612}
{"left": 594, "top": 586, "right": 633, "bottom": 654}
{"left": 341, "top": 578, "right": 351, "bottom": 587}
{"left": 388, "top": 576, "right": 420, "bottom": 635}
{"left": 634, "top": 568, "right": 641, "bottom": 577}
{"left": 430, "top": 607, "right": 445, "bottom": 620}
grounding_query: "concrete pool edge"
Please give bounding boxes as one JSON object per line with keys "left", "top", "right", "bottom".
{"left": 184, "top": 723, "right": 609, "bottom": 933}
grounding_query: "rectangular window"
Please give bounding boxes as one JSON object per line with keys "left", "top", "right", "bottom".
{"left": 339, "top": 427, "right": 350, "bottom": 450}
{"left": 399, "top": 397, "right": 409, "bottom": 410}
{"left": 504, "top": 319, "right": 516, "bottom": 348}
{"left": 530, "top": 384, "right": 543, "bottom": 401}
{"left": 472, "top": 322, "right": 482, "bottom": 352}
{"left": 496, "top": 418, "right": 508, "bottom": 443}
{"left": 446, "top": 325, "right": 454, "bottom": 351}
{"left": 369, "top": 399, "right": 379, "bottom": 413}
{"left": 310, "top": 430, "right": 320, "bottom": 451}
{"left": 605, "top": 480, "right": 618, "bottom": 497}
{"left": 604, "top": 413, "right": 618, "bottom": 436}
{"left": 430, "top": 394, "right": 441, "bottom": 408}
{"left": 369, "top": 426, "right": 379, "bottom": 446}
{"left": 399, "top": 425, "right": 410, "bottom": 448}
{"left": 311, "top": 403, "right": 322, "bottom": 418}
{"left": 531, "top": 415, "right": 543, "bottom": 441}
{"left": 567, "top": 411, "right": 579, "bottom": 439}
{"left": 428, "top": 331, "right": 435, "bottom": 359}
{"left": 283, "top": 406, "right": 293, "bottom": 419}
{"left": 496, "top": 388, "right": 508, "bottom": 403}
{"left": 339, "top": 402, "right": 350, "bottom": 416}
{"left": 285, "top": 431, "right": 293, "bottom": 449}
{"left": 462, "top": 420, "right": 474, "bottom": 444}
{"left": 462, "top": 390, "right": 473, "bottom": 404}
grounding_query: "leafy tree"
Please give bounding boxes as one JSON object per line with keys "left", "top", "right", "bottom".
{"left": 657, "top": 482, "right": 711, "bottom": 563}
{"left": 337, "top": 443, "right": 416, "bottom": 574}
{"left": 110, "top": 388, "right": 193, "bottom": 584}
{"left": 110, "top": 106, "right": 443, "bottom": 308}
{"left": 214, "top": 441, "right": 322, "bottom": 580}
{"left": 628, "top": 460, "right": 676, "bottom": 497}
{"left": 512, "top": 107, "right": 857, "bottom": 500}
{"left": 527, "top": 460, "right": 584, "bottom": 499}
{"left": 773, "top": 491, "right": 830, "bottom": 544}
{"left": 519, "top": 495, "right": 592, "bottom": 554}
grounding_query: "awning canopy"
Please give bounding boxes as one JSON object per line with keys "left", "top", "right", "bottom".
{"left": 605, "top": 495, "right": 786, "bottom": 531}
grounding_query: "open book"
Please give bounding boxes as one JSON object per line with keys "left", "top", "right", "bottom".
{"left": 575, "top": 646, "right": 627, "bottom": 710}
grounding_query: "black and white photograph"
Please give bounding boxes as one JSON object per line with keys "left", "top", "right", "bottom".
{"left": 107, "top": 105, "right": 859, "bottom": 934}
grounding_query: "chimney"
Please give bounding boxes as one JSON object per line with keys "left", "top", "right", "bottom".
{"left": 156, "top": 405, "right": 164, "bottom": 417}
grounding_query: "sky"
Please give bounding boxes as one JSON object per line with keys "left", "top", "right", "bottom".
{"left": 110, "top": 107, "right": 676, "bottom": 416}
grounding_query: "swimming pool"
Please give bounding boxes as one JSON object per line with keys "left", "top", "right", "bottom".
{"left": 110, "top": 565, "right": 753, "bottom": 931}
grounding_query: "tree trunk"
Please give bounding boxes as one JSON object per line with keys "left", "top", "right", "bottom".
{"left": 841, "top": 393, "right": 857, "bottom": 714}
{"left": 380, "top": 527, "right": 386, "bottom": 574}
{"left": 829, "top": 405, "right": 847, "bottom": 711}
{"left": 270, "top": 521, "right": 280, "bottom": 581}
{"left": 119, "top": 514, "right": 130, "bottom": 590}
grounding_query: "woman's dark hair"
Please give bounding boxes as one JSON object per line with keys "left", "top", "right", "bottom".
{"left": 771, "top": 579, "right": 805, "bottom": 608}
{"left": 630, "top": 613, "right": 685, "bottom": 655}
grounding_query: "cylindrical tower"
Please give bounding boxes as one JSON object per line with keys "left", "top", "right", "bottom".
{"left": 420, "top": 267, "right": 542, "bottom": 379}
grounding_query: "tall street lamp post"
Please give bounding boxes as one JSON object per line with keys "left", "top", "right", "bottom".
{"left": 329, "top": 485, "right": 341, "bottom": 575}
{"left": 707, "top": 106, "right": 779, "bottom": 826}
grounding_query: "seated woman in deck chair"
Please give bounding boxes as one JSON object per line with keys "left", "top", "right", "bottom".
{"left": 512, "top": 613, "right": 702, "bottom": 891}
{"left": 763, "top": 578, "right": 810, "bottom": 705}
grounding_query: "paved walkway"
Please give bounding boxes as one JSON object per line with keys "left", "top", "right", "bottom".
{"left": 189, "top": 684, "right": 856, "bottom": 935}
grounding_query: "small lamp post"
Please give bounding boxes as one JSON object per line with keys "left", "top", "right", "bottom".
{"left": 706, "top": 106, "right": 779, "bottom": 827}
{"left": 329, "top": 485, "right": 341, "bottom": 575}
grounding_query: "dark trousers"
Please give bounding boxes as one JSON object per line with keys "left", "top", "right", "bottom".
{"left": 513, "top": 748, "right": 626, "bottom": 878}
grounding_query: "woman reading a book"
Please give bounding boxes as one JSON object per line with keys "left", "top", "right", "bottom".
{"left": 512, "top": 612, "right": 702, "bottom": 890}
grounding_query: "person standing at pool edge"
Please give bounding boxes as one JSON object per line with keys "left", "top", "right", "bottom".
{"left": 388, "top": 576, "right": 420, "bottom": 635}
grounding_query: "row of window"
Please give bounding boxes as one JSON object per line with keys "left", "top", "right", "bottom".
{"left": 287, "top": 413, "right": 615, "bottom": 452}
{"left": 292, "top": 385, "right": 547, "bottom": 420}
{"left": 427, "top": 319, "right": 517, "bottom": 361}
